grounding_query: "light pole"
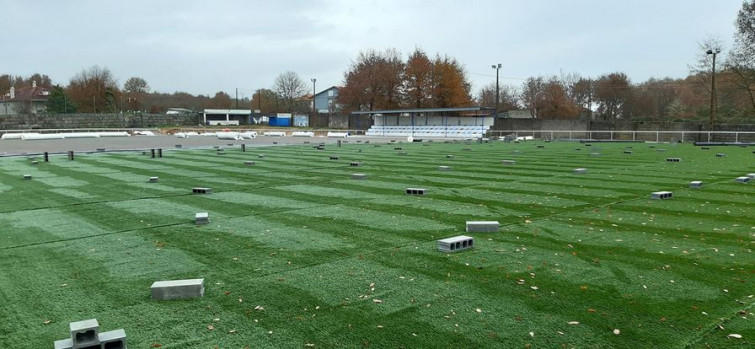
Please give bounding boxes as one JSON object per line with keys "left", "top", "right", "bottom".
{"left": 491, "top": 63, "right": 501, "bottom": 116}
{"left": 706, "top": 49, "right": 720, "bottom": 129}
{"left": 311, "top": 78, "right": 316, "bottom": 124}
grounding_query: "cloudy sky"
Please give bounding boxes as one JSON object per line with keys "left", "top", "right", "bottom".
{"left": 2, "top": 0, "right": 744, "bottom": 98}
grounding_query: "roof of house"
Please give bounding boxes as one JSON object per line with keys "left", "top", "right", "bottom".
{"left": 2, "top": 85, "right": 51, "bottom": 101}
{"left": 315, "top": 86, "right": 340, "bottom": 97}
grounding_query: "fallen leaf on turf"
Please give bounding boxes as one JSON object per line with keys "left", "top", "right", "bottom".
{"left": 60, "top": 284, "right": 68, "bottom": 287}
{"left": 305, "top": 344, "right": 315, "bottom": 347}
{"left": 529, "top": 331, "right": 534, "bottom": 337}
{"left": 728, "top": 334, "right": 742, "bottom": 339}
{"left": 567, "top": 321, "right": 579, "bottom": 325}
{"left": 377, "top": 325, "right": 384, "bottom": 328}
{"left": 228, "top": 329, "right": 236, "bottom": 334}
{"left": 207, "top": 325, "right": 215, "bottom": 331}
{"left": 255, "top": 305, "right": 265, "bottom": 311}
{"left": 613, "top": 329, "right": 620, "bottom": 335}
{"left": 373, "top": 299, "right": 382, "bottom": 303}
{"left": 530, "top": 286, "right": 539, "bottom": 290}
{"left": 43, "top": 320, "right": 51, "bottom": 325}
{"left": 475, "top": 308, "right": 482, "bottom": 313}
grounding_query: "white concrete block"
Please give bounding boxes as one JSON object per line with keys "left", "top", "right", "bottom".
{"left": 70, "top": 318, "right": 99, "bottom": 349}
{"left": 98, "top": 329, "right": 127, "bottom": 349}
{"left": 244, "top": 161, "right": 255, "bottom": 165}
{"left": 149, "top": 177, "right": 159, "bottom": 183}
{"left": 573, "top": 168, "right": 587, "bottom": 174}
{"left": 466, "top": 221, "right": 499, "bottom": 233}
{"left": 651, "top": 191, "right": 673, "bottom": 199}
{"left": 689, "top": 181, "right": 703, "bottom": 188}
{"left": 735, "top": 176, "right": 750, "bottom": 183}
{"left": 195, "top": 212, "right": 209, "bottom": 225}
{"left": 406, "top": 188, "right": 426, "bottom": 195}
{"left": 502, "top": 160, "right": 515, "bottom": 165}
{"left": 23, "top": 174, "right": 32, "bottom": 180}
{"left": 438, "top": 166, "right": 451, "bottom": 171}
{"left": 351, "top": 173, "right": 367, "bottom": 180}
{"left": 437, "top": 235, "right": 474, "bottom": 252}
{"left": 53, "top": 338, "right": 73, "bottom": 349}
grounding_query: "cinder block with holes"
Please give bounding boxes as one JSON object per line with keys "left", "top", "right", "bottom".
{"left": 23, "top": 174, "right": 32, "bottom": 180}
{"left": 437, "top": 235, "right": 474, "bottom": 253}
{"left": 329, "top": 156, "right": 339, "bottom": 160}
{"left": 651, "top": 191, "right": 673, "bottom": 199}
{"left": 98, "top": 329, "right": 127, "bottom": 349}
{"left": 666, "top": 158, "right": 681, "bottom": 162}
{"left": 466, "top": 221, "right": 499, "bottom": 233}
{"left": 151, "top": 278, "right": 205, "bottom": 300}
{"left": 350, "top": 161, "right": 361, "bottom": 166}
{"left": 405, "top": 188, "right": 426, "bottom": 195}
{"left": 689, "top": 181, "right": 703, "bottom": 188}
{"left": 70, "top": 319, "right": 99, "bottom": 349}
{"left": 716, "top": 153, "right": 726, "bottom": 157}
{"left": 149, "top": 177, "right": 159, "bottom": 183}
{"left": 192, "top": 187, "right": 211, "bottom": 194}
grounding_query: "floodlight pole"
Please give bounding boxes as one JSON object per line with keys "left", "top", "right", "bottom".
{"left": 706, "top": 49, "right": 720, "bottom": 130}
{"left": 491, "top": 63, "right": 501, "bottom": 115}
{"left": 311, "top": 78, "right": 317, "bottom": 125}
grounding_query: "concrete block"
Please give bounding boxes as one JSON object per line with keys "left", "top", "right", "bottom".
{"left": 573, "top": 168, "right": 587, "bottom": 174}
{"left": 447, "top": 155, "right": 454, "bottom": 159}
{"left": 657, "top": 148, "right": 667, "bottom": 152}
{"left": 716, "top": 153, "right": 726, "bottom": 157}
{"left": 624, "top": 150, "right": 633, "bottom": 154}
{"left": 70, "top": 318, "right": 99, "bottom": 348}
{"left": 54, "top": 338, "right": 73, "bottom": 349}
{"left": 437, "top": 235, "right": 474, "bottom": 253}
{"left": 192, "top": 187, "right": 212, "bottom": 194}
{"left": 747, "top": 173, "right": 755, "bottom": 179}
{"left": 735, "top": 176, "right": 750, "bottom": 183}
{"left": 350, "top": 161, "right": 362, "bottom": 167}
{"left": 258, "top": 154, "right": 265, "bottom": 158}
{"left": 466, "top": 221, "right": 499, "bottom": 233}
{"left": 351, "top": 173, "right": 367, "bottom": 180}
{"left": 175, "top": 144, "right": 182, "bottom": 148}
{"left": 149, "top": 177, "right": 159, "bottom": 183}
{"left": 584, "top": 143, "right": 592, "bottom": 147}
{"left": 23, "top": 174, "right": 32, "bottom": 180}
{"left": 575, "top": 148, "right": 581, "bottom": 151}
{"left": 502, "top": 160, "right": 515, "bottom": 165}
{"left": 31, "top": 160, "right": 39, "bottom": 165}
{"left": 151, "top": 278, "right": 205, "bottom": 300}
{"left": 394, "top": 147, "right": 402, "bottom": 150}
{"left": 536, "top": 145, "right": 544, "bottom": 149}
{"left": 666, "top": 158, "right": 681, "bottom": 162}
{"left": 244, "top": 161, "right": 255, "bottom": 165}
{"left": 99, "top": 329, "right": 127, "bottom": 349}
{"left": 651, "top": 191, "right": 673, "bottom": 199}
{"left": 689, "top": 181, "right": 703, "bottom": 188}
{"left": 406, "top": 188, "right": 426, "bottom": 195}
{"left": 329, "top": 156, "right": 339, "bottom": 160}
{"left": 195, "top": 212, "right": 209, "bottom": 225}
{"left": 590, "top": 152, "right": 601, "bottom": 157}
{"left": 700, "top": 147, "right": 709, "bottom": 150}
{"left": 438, "top": 166, "right": 451, "bottom": 171}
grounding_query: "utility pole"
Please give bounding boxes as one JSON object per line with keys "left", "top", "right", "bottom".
{"left": 706, "top": 48, "right": 720, "bottom": 130}
{"left": 235, "top": 88, "right": 239, "bottom": 109}
{"left": 491, "top": 63, "right": 501, "bottom": 116}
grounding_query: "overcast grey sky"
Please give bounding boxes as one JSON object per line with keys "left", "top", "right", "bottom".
{"left": 2, "top": 0, "right": 744, "bottom": 98}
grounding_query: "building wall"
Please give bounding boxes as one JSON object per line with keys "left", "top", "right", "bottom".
{"left": 314, "top": 87, "right": 339, "bottom": 114}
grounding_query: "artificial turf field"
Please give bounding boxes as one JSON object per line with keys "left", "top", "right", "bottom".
{"left": 0, "top": 139, "right": 752, "bottom": 348}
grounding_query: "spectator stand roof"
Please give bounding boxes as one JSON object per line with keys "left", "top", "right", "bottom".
{"left": 352, "top": 107, "right": 495, "bottom": 137}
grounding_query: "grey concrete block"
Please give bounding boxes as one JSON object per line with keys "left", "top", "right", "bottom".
{"left": 406, "top": 188, "right": 426, "bottom": 195}
{"left": 70, "top": 318, "right": 99, "bottom": 349}
{"left": 651, "top": 191, "right": 673, "bottom": 199}
{"left": 735, "top": 176, "right": 750, "bottom": 183}
{"left": 624, "top": 150, "right": 633, "bottom": 154}
{"left": 716, "top": 153, "right": 726, "bottom": 157}
{"left": 98, "top": 329, "right": 127, "bottom": 349}
{"left": 446, "top": 155, "right": 454, "bottom": 159}
{"left": 31, "top": 160, "right": 39, "bottom": 165}
{"left": 195, "top": 212, "right": 209, "bottom": 225}
{"left": 149, "top": 177, "right": 159, "bottom": 183}
{"left": 258, "top": 154, "right": 265, "bottom": 158}
{"left": 350, "top": 161, "right": 362, "bottom": 167}
{"left": 438, "top": 166, "right": 451, "bottom": 171}
{"left": 689, "top": 181, "right": 703, "bottom": 188}
{"left": 590, "top": 152, "right": 601, "bottom": 157}
{"left": 573, "top": 168, "right": 587, "bottom": 174}
{"left": 54, "top": 338, "right": 73, "bottom": 349}
{"left": 23, "top": 174, "right": 32, "bottom": 180}
{"left": 151, "top": 278, "right": 205, "bottom": 300}
{"left": 466, "top": 221, "right": 499, "bottom": 233}
{"left": 666, "top": 158, "right": 681, "bottom": 162}
{"left": 192, "top": 187, "right": 212, "bottom": 194}
{"left": 502, "top": 160, "right": 515, "bottom": 165}
{"left": 746, "top": 173, "right": 755, "bottom": 179}
{"left": 244, "top": 161, "right": 255, "bottom": 165}
{"left": 351, "top": 173, "right": 367, "bottom": 180}
{"left": 438, "top": 235, "right": 474, "bottom": 253}
{"left": 329, "top": 156, "right": 339, "bottom": 160}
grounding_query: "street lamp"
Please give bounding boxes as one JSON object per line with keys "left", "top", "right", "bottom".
{"left": 706, "top": 48, "right": 720, "bottom": 129}
{"left": 491, "top": 63, "right": 501, "bottom": 116}
{"left": 311, "top": 78, "right": 317, "bottom": 123}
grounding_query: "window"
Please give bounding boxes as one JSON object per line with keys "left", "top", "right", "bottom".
{"left": 328, "top": 90, "right": 334, "bottom": 97}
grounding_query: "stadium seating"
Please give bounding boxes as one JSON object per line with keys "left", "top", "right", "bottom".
{"left": 365, "top": 125, "right": 491, "bottom": 138}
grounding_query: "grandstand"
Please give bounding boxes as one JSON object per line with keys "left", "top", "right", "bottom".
{"left": 354, "top": 107, "right": 494, "bottom": 138}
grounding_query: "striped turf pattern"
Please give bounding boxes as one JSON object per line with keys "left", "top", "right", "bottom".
{"left": 0, "top": 141, "right": 752, "bottom": 348}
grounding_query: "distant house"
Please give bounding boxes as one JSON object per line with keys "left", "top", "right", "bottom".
{"left": 313, "top": 86, "right": 341, "bottom": 115}
{"left": 0, "top": 81, "right": 51, "bottom": 115}
{"left": 498, "top": 109, "right": 533, "bottom": 119}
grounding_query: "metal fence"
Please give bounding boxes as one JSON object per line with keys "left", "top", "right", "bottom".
{"left": 487, "top": 130, "right": 755, "bottom": 143}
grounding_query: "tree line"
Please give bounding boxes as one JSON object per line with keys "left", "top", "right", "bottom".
{"left": 2, "top": 1, "right": 754, "bottom": 123}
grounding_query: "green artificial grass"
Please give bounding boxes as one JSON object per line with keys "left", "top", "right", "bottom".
{"left": 0, "top": 140, "right": 752, "bottom": 348}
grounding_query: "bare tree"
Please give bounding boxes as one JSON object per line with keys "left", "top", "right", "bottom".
{"left": 273, "top": 71, "right": 306, "bottom": 112}
{"left": 123, "top": 77, "right": 150, "bottom": 93}
{"left": 67, "top": 65, "right": 119, "bottom": 113}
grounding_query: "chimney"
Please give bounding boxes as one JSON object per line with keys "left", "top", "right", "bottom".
{"left": 32, "top": 80, "right": 37, "bottom": 88}
{"left": 9, "top": 86, "right": 14, "bottom": 99}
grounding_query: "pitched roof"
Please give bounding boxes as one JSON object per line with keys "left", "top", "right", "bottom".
{"left": 2, "top": 85, "right": 51, "bottom": 101}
